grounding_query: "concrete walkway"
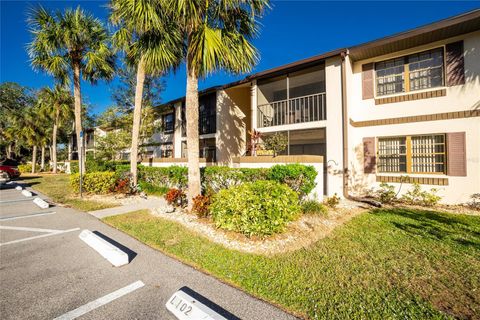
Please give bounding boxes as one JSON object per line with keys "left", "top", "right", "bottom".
{"left": 89, "top": 197, "right": 166, "bottom": 218}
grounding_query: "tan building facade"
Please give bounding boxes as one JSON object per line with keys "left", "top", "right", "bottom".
{"left": 144, "top": 10, "right": 480, "bottom": 204}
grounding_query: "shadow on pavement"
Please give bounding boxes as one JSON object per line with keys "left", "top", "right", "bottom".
{"left": 178, "top": 286, "right": 241, "bottom": 320}
{"left": 92, "top": 230, "right": 138, "bottom": 262}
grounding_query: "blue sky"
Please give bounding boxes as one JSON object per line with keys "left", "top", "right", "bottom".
{"left": 1, "top": 1, "right": 479, "bottom": 116}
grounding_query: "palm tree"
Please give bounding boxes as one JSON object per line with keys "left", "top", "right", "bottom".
{"left": 27, "top": 6, "right": 115, "bottom": 174}
{"left": 37, "top": 85, "right": 74, "bottom": 173}
{"left": 165, "top": 0, "right": 269, "bottom": 209}
{"left": 15, "top": 106, "right": 45, "bottom": 173}
{"left": 110, "top": 0, "right": 182, "bottom": 185}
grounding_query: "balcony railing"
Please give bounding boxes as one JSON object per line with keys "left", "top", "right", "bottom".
{"left": 257, "top": 92, "right": 326, "bottom": 128}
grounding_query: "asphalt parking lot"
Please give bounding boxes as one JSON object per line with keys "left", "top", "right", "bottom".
{"left": 0, "top": 180, "right": 297, "bottom": 320}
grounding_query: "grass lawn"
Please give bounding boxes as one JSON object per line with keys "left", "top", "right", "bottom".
{"left": 23, "top": 174, "right": 117, "bottom": 211}
{"left": 104, "top": 208, "right": 480, "bottom": 319}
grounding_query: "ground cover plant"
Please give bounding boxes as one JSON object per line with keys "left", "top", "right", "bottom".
{"left": 104, "top": 208, "right": 480, "bottom": 320}
{"left": 301, "top": 199, "right": 328, "bottom": 216}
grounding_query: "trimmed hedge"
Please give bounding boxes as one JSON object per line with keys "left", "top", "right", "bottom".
{"left": 202, "top": 166, "right": 269, "bottom": 194}
{"left": 138, "top": 166, "right": 188, "bottom": 190}
{"left": 210, "top": 180, "right": 300, "bottom": 237}
{"left": 70, "top": 160, "right": 130, "bottom": 174}
{"left": 70, "top": 172, "right": 118, "bottom": 194}
{"left": 267, "top": 164, "right": 317, "bottom": 198}
{"left": 203, "top": 165, "right": 317, "bottom": 197}
{"left": 68, "top": 163, "right": 317, "bottom": 197}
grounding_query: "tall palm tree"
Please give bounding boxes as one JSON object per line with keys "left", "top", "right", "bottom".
{"left": 110, "top": 0, "right": 182, "bottom": 185}
{"left": 27, "top": 6, "right": 115, "bottom": 174}
{"left": 37, "top": 85, "right": 74, "bottom": 173}
{"left": 165, "top": 0, "right": 269, "bottom": 209}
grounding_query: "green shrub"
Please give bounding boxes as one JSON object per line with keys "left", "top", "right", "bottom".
{"left": 210, "top": 180, "right": 300, "bottom": 237}
{"left": 70, "top": 172, "right": 118, "bottom": 194}
{"left": 139, "top": 166, "right": 187, "bottom": 189}
{"left": 18, "top": 163, "right": 41, "bottom": 173}
{"left": 114, "top": 164, "right": 131, "bottom": 175}
{"left": 324, "top": 193, "right": 340, "bottom": 208}
{"left": 267, "top": 164, "right": 317, "bottom": 198}
{"left": 401, "top": 183, "right": 441, "bottom": 207}
{"left": 263, "top": 132, "right": 288, "bottom": 156}
{"left": 301, "top": 199, "right": 328, "bottom": 216}
{"left": 70, "top": 160, "right": 130, "bottom": 174}
{"left": 376, "top": 183, "right": 397, "bottom": 204}
{"left": 138, "top": 181, "right": 169, "bottom": 196}
{"left": 202, "top": 166, "right": 268, "bottom": 194}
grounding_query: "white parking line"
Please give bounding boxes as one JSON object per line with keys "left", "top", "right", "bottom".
{"left": 0, "top": 211, "right": 55, "bottom": 221}
{"left": 0, "top": 225, "right": 64, "bottom": 233}
{"left": 0, "top": 227, "right": 80, "bottom": 246}
{"left": 53, "top": 280, "right": 145, "bottom": 320}
{"left": 0, "top": 198, "right": 34, "bottom": 204}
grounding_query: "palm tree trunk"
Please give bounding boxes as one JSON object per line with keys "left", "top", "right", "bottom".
{"left": 52, "top": 109, "right": 59, "bottom": 173}
{"left": 7, "top": 144, "right": 12, "bottom": 158}
{"left": 130, "top": 59, "right": 146, "bottom": 186}
{"left": 31, "top": 146, "right": 37, "bottom": 174}
{"left": 185, "top": 60, "right": 201, "bottom": 211}
{"left": 73, "top": 60, "right": 84, "bottom": 175}
{"left": 40, "top": 146, "right": 45, "bottom": 171}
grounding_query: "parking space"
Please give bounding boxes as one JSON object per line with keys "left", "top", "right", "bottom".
{"left": 0, "top": 182, "right": 297, "bottom": 320}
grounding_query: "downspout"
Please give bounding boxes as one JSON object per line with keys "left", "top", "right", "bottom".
{"left": 340, "top": 50, "right": 350, "bottom": 199}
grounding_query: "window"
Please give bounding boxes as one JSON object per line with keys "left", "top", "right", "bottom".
{"left": 375, "top": 58, "right": 405, "bottom": 96}
{"left": 375, "top": 48, "right": 445, "bottom": 96}
{"left": 378, "top": 137, "right": 407, "bottom": 173}
{"left": 378, "top": 134, "right": 446, "bottom": 174}
{"left": 160, "top": 143, "right": 173, "bottom": 158}
{"left": 408, "top": 48, "right": 444, "bottom": 91}
{"left": 162, "top": 113, "right": 174, "bottom": 133}
{"left": 411, "top": 134, "right": 445, "bottom": 173}
{"left": 199, "top": 93, "right": 216, "bottom": 135}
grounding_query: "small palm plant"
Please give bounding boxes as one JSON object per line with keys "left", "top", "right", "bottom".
{"left": 16, "top": 105, "right": 46, "bottom": 173}
{"left": 27, "top": 6, "right": 115, "bottom": 174}
{"left": 37, "top": 85, "right": 74, "bottom": 173}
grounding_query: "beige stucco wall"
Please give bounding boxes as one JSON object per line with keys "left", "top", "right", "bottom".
{"left": 349, "top": 31, "right": 480, "bottom": 121}
{"left": 324, "top": 56, "right": 345, "bottom": 197}
{"left": 216, "top": 87, "right": 251, "bottom": 164}
{"left": 347, "top": 31, "right": 480, "bottom": 203}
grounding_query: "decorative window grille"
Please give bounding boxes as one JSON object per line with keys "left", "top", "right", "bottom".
{"left": 378, "top": 134, "right": 446, "bottom": 174}
{"left": 378, "top": 137, "right": 407, "bottom": 172}
{"left": 411, "top": 134, "right": 445, "bottom": 173}
{"left": 375, "top": 47, "right": 445, "bottom": 96}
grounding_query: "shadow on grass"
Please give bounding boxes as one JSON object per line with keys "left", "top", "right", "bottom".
{"left": 370, "top": 208, "right": 480, "bottom": 249}
{"left": 18, "top": 176, "right": 42, "bottom": 181}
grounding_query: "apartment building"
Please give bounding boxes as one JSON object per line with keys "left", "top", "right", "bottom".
{"left": 120, "top": 10, "right": 480, "bottom": 203}
{"left": 346, "top": 11, "right": 480, "bottom": 203}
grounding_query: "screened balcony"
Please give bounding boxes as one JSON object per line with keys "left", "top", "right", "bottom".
{"left": 257, "top": 65, "right": 326, "bottom": 128}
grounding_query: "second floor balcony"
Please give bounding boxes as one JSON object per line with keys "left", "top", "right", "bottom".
{"left": 256, "top": 64, "right": 326, "bottom": 128}
{"left": 258, "top": 92, "right": 326, "bottom": 128}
